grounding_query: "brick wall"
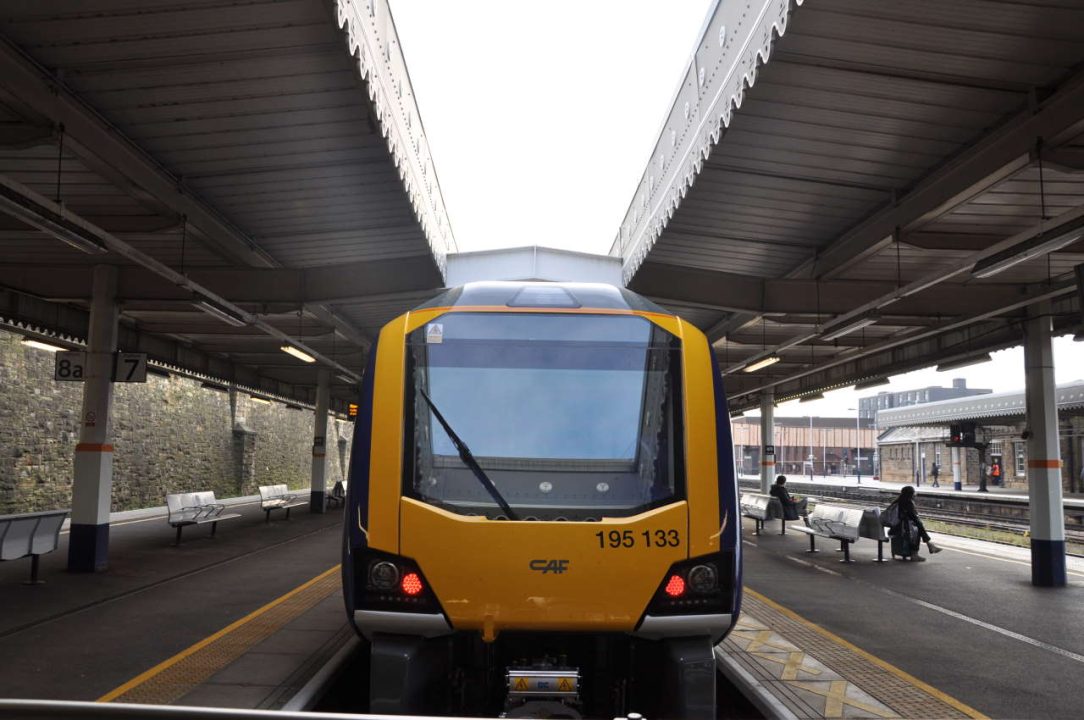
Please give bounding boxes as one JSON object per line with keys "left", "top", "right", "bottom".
{"left": 0, "top": 329, "right": 353, "bottom": 513}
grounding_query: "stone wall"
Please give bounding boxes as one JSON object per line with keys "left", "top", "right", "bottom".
{"left": 0, "top": 329, "right": 353, "bottom": 514}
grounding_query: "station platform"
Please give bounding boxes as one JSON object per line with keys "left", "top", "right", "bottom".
{"left": 0, "top": 496, "right": 348, "bottom": 708}
{"left": 731, "top": 516, "right": 1084, "bottom": 719}
{"left": 4, "top": 497, "right": 1083, "bottom": 719}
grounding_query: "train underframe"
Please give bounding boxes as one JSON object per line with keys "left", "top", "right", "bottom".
{"left": 364, "top": 630, "right": 717, "bottom": 718}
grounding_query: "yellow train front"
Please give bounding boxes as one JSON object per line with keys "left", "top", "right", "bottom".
{"left": 343, "top": 281, "right": 742, "bottom": 718}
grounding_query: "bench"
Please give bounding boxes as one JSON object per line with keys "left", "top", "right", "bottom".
{"left": 326, "top": 480, "right": 347, "bottom": 509}
{"left": 790, "top": 503, "right": 889, "bottom": 563}
{"left": 259, "top": 484, "right": 307, "bottom": 522}
{"left": 740, "top": 493, "right": 785, "bottom": 535}
{"left": 0, "top": 509, "right": 69, "bottom": 584}
{"left": 166, "top": 491, "right": 242, "bottom": 545}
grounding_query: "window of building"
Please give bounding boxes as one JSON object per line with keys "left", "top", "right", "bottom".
{"left": 1015, "top": 441, "right": 1026, "bottom": 476}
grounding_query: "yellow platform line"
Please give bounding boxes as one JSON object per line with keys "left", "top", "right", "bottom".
{"left": 744, "top": 587, "right": 988, "bottom": 719}
{"left": 98, "top": 564, "right": 341, "bottom": 703}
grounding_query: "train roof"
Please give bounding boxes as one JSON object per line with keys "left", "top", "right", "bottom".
{"left": 418, "top": 281, "right": 672, "bottom": 315}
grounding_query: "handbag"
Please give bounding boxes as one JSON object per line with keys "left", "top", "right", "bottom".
{"left": 881, "top": 502, "right": 900, "bottom": 529}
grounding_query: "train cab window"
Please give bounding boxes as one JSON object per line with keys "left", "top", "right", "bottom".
{"left": 403, "top": 312, "right": 684, "bottom": 520}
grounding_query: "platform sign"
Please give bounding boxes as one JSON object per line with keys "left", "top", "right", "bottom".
{"left": 764, "top": 444, "right": 775, "bottom": 455}
{"left": 347, "top": 403, "right": 359, "bottom": 421}
{"left": 54, "top": 351, "right": 87, "bottom": 381}
{"left": 112, "top": 353, "right": 147, "bottom": 383}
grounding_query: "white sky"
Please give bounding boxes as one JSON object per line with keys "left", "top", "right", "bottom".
{"left": 390, "top": 1, "right": 1084, "bottom": 415}
{"left": 390, "top": 0, "right": 715, "bottom": 254}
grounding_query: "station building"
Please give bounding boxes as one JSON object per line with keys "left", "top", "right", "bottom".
{"left": 731, "top": 416, "right": 877, "bottom": 476}
{"left": 876, "top": 381, "right": 1084, "bottom": 492}
{"left": 858, "top": 378, "right": 991, "bottom": 423}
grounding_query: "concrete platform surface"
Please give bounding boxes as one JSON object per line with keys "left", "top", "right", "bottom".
{"left": 0, "top": 498, "right": 345, "bottom": 702}
{"left": 740, "top": 517, "right": 1084, "bottom": 719}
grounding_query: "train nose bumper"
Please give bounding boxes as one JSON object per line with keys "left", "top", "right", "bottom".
{"left": 399, "top": 498, "right": 689, "bottom": 635}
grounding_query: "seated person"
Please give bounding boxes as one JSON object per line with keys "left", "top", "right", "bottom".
{"left": 770, "top": 475, "right": 808, "bottom": 521}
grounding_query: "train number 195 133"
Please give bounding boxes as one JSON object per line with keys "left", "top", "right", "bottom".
{"left": 595, "top": 529, "right": 680, "bottom": 549}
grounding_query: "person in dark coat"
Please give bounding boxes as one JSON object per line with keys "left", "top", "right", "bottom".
{"left": 770, "top": 475, "right": 807, "bottom": 521}
{"left": 930, "top": 463, "right": 940, "bottom": 488}
{"left": 886, "top": 485, "right": 942, "bottom": 560}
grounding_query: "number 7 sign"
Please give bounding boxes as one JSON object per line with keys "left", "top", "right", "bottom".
{"left": 112, "top": 353, "right": 148, "bottom": 383}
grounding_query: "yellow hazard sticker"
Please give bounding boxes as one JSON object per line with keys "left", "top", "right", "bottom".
{"left": 514, "top": 677, "right": 529, "bottom": 691}
{"left": 558, "top": 677, "right": 574, "bottom": 692}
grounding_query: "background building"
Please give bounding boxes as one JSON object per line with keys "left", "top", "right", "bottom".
{"left": 732, "top": 416, "right": 877, "bottom": 477}
{"left": 875, "top": 381, "right": 1084, "bottom": 491}
{"left": 859, "top": 378, "right": 992, "bottom": 424}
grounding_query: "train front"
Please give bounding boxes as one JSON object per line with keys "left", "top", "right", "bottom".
{"left": 343, "top": 282, "right": 741, "bottom": 718}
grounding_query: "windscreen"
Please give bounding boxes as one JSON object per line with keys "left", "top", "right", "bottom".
{"left": 403, "top": 312, "right": 684, "bottom": 520}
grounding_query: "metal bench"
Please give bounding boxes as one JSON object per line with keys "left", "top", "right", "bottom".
{"left": 740, "top": 493, "right": 785, "bottom": 535}
{"left": 790, "top": 503, "right": 889, "bottom": 563}
{"left": 166, "top": 491, "right": 242, "bottom": 545}
{"left": 258, "top": 484, "right": 306, "bottom": 521}
{"left": 0, "top": 509, "right": 69, "bottom": 584}
{"left": 326, "top": 480, "right": 347, "bottom": 509}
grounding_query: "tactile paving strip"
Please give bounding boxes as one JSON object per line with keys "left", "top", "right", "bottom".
{"left": 100, "top": 566, "right": 340, "bottom": 705}
{"left": 719, "top": 590, "right": 985, "bottom": 719}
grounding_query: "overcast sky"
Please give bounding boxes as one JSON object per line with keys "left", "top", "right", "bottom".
{"left": 390, "top": 1, "right": 1084, "bottom": 416}
{"left": 390, "top": 0, "right": 715, "bottom": 254}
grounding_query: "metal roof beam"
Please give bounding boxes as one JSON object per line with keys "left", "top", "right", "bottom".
{"left": 0, "top": 257, "right": 442, "bottom": 306}
{"left": 0, "top": 37, "right": 381, "bottom": 348}
{"left": 0, "top": 174, "right": 361, "bottom": 380}
{"left": 0, "top": 288, "right": 353, "bottom": 406}
{"left": 728, "top": 281, "right": 1079, "bottom": 407}
{"left": 635, "top": 263, "right": 1031, "bottom": 318}
{"left": 0, "top": 38, "right": 275, "bottom": 269}
{"left": 804, "top": 68, "right": 1084, "bottom": 282}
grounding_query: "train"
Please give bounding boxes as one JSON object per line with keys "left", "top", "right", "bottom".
{"left": 342, "top": 281, "right": 742, "bottom": 718}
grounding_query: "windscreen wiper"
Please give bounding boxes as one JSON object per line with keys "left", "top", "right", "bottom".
{"left": 418, "top": 389, "right": 519, "bottom": 521}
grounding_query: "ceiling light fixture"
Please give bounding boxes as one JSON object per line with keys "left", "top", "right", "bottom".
{"left": 21, "top": 337, "right": 68, "bottom": 353}
{"left": 280, "top": 344, "right": 316, "bottom": 363}
{"left": 249, "top": 395, "right": 272, "bottom": 405}
{"left": 0, "top": 176, "right": 109, "bottom": 255}
{"left": 971, "top": 221, "right": 1084, "bottom": 279}
{"left": 193, "top": 300, "right": 247, "bottom": 328}
{"left": 743, "top": 355, "right": 781, "bottom": 373}
{"left": 820, "top": 315, "right": 879, "bottom": 342}
{"left": 337, "top": 373, "right": 356, "bottom": 384}
{"left": 936, "top": 353, "right": 992, "bottom": 372}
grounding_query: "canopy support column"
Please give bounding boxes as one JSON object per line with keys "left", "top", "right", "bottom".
{"left": 68, "top": 265, "right": 118, "bottom": 572}
{"left": 760, "top": 391, "right": 775, "bottom": 493}
{"left": 310, "top": 368, "right": 330, "bottom": 513}
{"left": 1024, "top": 302, "right": 1066, "bottom": 587}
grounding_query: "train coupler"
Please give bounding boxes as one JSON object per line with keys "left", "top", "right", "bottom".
{"left": 504, "top": 661, "right": 582, "bottom": 718}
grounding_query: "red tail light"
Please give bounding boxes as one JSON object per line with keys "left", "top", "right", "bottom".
{"left": 664, "top": 574, "right": 686, "bottom": 597}
{"left": 401, "top": 572, "right": 424, "bottom": 596}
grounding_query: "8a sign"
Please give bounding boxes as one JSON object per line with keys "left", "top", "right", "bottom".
{"left": 54, "top": 351, "right": 87, "bottom": 381}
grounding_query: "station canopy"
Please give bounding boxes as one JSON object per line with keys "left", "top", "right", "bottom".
{"left": 612, "top": 0, "right": 1084, "bottom": 412}
{"left": 0, "top": 0, "right": 454, "bottom": 410}
{"left": 878, "top": 380, "right": 1084, "bottom": 428}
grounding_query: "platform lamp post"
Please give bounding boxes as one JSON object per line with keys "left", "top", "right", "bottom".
{"left": 848, "top": 407, "right": 861, "bottom": 484}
